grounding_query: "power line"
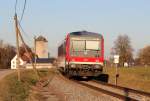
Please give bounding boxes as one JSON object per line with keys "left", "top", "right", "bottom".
{"left": 18, "top": 22, "right": 33, "bottom": 43}
{"left": 14, "top": 0, "right": 18, "bottom": 14}
{"left": 14, "top": 0, "right": 40, "bottom": 81}
{"left": 17, "top": 25, "right": 40, "bottom": 80}
{"left": 20, "top": 0, "right": 27, "bottom": 23}
{"left": 15, "top": 0, "right": 32, "bottom": 43}
{"left": 14, "top": 0, "right": 34, "bottom": 47}
{"left": 18, "top": 0, "right": 31, "bottom": 42}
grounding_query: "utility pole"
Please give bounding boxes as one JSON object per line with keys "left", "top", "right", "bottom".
{"left": 34, "top": 36, "right": 37, "bottom": 69}
{"left": 18, "top": 29, "right": 39, "bottom": 80}
{"left": 14, "top": 13, "right": 20, "bottom": 81}
{"left": 14, "top": 1, "right": 39, "bottom": 81}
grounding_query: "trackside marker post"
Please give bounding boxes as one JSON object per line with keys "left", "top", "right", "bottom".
{"left": 114, "top": 55, "right": 119, "bottom": 85}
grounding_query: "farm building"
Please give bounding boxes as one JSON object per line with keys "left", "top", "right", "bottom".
{"left": 11, "top": 35, "right": 52, "bottom": 69}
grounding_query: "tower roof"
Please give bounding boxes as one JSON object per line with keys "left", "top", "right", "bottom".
{"left": 36, "top": 36, "right": 48, "bottom": 42}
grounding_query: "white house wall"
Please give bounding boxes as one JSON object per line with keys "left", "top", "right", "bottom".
{"left": 11, "top": 55, "right": 25, "bottom": 69}
{"left": 26, "top": 63, "right": 52, "bottom": 69}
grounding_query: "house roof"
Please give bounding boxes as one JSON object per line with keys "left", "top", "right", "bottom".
{"left": 36, "top": 36, "right": 48, "bottom": 42}
{"left": 27, "top": 58, "right": 53, "bottom": 63}
{"left": 12, "top": 54, "right": 31, "bottom": 62}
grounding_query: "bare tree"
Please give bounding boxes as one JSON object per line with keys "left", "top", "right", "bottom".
{"left": 134, "top": 57, "right": 140, "bottom": 66}
{"left": 19, "top": 44, "right": 35, "bottom": 62}
{"left": 0, "top": 40, "right": 4, "bottom": 67}
{"left": 0, "top": 40, "right": 16, "bottom": 69}
{"left": 138, "top": 45, "right": 150, "bottom": 65}
{"left": 112, "top": 34, "right": 133, "bottom": 67}
{"left": 19, "top": 44, "right": 32, "bottom": 57}
{"left": 0, "top": 41, "right": 35, "bottom": 69}
{"left": 3, "top": 44, "right": 16, "bottom": 68}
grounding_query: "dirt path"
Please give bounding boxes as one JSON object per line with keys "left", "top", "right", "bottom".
{"left": 0, "top": 69, "right": 14, "bottom": 80}
{"left": 27, "top": 76, "right": 65, "bottom": 101}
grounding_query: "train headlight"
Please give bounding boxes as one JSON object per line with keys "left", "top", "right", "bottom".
{"left": 95, "top": 65, "right": 100, "bottom": 69}
{"left": 70, "top": 64, "right": 76, "bottom": 68}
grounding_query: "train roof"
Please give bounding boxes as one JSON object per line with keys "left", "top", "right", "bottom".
{"left": 69, "top": 31, "right": 103, "bottom": 38}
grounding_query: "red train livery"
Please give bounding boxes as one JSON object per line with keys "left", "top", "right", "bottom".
{"left": 58, "top": 31, "right": 104, "bottom": 77}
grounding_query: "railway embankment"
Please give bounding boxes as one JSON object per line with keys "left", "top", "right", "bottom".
{"left": 0, "top": 69, "right": 56, "bottom": 101}
{"left": 103, "top": 66, "right": 150, "bottom": 93}
{"left": 27, "top": 70, "right": 122, "bottom": 101}
{"left": 0, "top": 67, "right": 150, "bottom": 101}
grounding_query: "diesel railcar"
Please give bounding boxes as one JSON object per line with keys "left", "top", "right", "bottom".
{"left": 58, "top": 31, "right": 104, "bottom": 77}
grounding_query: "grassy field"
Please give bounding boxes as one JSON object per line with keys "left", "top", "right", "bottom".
{"left": 0, "top": 69, "right": 56, "bottom": 101}
{"left": 103, "top": 66, "right": 150, "bottom": 93}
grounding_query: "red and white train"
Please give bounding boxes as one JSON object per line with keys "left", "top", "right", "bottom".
{"left": 58, "top": 31, "right": 104, "bottom": 77}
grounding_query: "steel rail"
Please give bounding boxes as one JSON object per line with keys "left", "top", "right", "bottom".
{"left": 74, "top": 80, "right": 138, "bottom": 101}
{"left": 90, "top": 80, "right": 150, "bottom": 101}
{"left": 93, "top": 80, "right": 150, "bottom": 97}
{"left": 61, "top": 73, "right": 150, "bottom": 100}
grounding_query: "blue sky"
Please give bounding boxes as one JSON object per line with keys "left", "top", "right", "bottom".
{"left": 0, "top": 0, "right": 150, "bottom": 58}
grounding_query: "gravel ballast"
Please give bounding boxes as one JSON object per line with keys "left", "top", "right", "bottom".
{"left": 27, "top": 71, "right": 122, "bottom": 101}
{"left": 48, "top": 74, "right": 121, "bottom": 101}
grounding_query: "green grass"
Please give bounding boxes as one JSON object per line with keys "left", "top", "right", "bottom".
{"left": 103, "top": 66, "right": 150, "bottom": 93}
{"left": 0, "top": 69, "right": 55, "bottom": 101}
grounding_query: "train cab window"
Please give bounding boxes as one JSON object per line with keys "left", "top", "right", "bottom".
{"left": 86, "top": 41, "right": 100, "bottom": 50}
{"left": 70, "top": 37, "right": 102, "bottom": 57}
{"left": 71, "top": 40, "right": 85, "bottom": 51}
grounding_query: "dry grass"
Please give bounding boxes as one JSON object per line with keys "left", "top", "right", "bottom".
{"left": 0, "top": 69, "right": 56, "bottom": 101}
{"left": 103, "top": 66, "right": 150, "bottom": 93}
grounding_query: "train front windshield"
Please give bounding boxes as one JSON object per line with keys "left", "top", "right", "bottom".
{"left": 70, "top": 38, "right": 101, "bottom": 57}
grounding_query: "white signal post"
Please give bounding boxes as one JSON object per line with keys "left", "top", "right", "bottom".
{"left": 114, "top": 55, "right": 119, "bottom": 85}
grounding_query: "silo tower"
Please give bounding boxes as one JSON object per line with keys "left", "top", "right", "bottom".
{"left": 35, "top": 36, "right": 48, "bottom": 58}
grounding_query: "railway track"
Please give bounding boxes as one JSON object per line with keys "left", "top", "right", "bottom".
{"left": 73, "top": 79, "right": 150, "bottom": 101}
